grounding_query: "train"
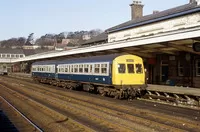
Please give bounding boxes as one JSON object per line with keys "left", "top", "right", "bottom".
{"left": 0, "top": 65, "right": 8, "bottom": 75}
{"left": 31, "top": 54, "right": 147, "bottom": 99}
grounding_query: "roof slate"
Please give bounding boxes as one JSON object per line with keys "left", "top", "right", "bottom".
{"left": 106, "top": 2, "right": 199, "bottom": 33}
{"left": 81, "top": 32, "right": 108, "bottom": 45}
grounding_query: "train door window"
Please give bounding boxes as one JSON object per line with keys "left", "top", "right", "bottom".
{"left": 101, "top": 64, "right": 107, "bottom": 74}
{"left": 7, "top": 54, "right": 10, "bottom": 58}
{"left": 74, "top": 65, "right": 78, "bottom": 73}
{"left": 135, "top": 64, "right": 143, "bottom": 74}
{"left": 2, "top": 54, "right": 6, "bottom": 58}
{"left": 94, "top": 64, "right": 100, "bottom": 74}
{"left": 84, "top": 64, "right": 89, "bottom": 73}
{"left": 127, "top": 64, "right": 134, "bottom": 73}
{"left": 118, "top": 64, "right": 126, "bottom": 73}
{"left": 79, "top": 64, "right": 83, "bottom": 73}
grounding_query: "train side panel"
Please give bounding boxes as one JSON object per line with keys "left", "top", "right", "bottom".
{"left": 57, "top": 74, "right": 112, "bottom": 85}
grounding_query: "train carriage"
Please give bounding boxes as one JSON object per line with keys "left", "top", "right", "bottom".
{"left": 32, "top": 54, "right": 147, "bottom": 99}
{"left": 0, "top": 64, "right": 8, "bottom": 75}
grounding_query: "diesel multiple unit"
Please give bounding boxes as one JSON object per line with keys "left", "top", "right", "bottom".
{"left": 32, "top": 54, "right": 147, "bottom": 99}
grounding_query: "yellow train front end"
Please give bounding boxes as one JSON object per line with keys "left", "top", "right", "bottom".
{"left": 112, "top": 54, "right": 146, "bottom": 98}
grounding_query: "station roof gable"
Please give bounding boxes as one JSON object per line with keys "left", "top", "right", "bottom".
{"left": 106, "top": 2, "right": 199, "bottom": 33}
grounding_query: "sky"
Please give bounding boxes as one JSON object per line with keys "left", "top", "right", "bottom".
{"left": 0, "top": 0, "right": 189, "bottom": 40}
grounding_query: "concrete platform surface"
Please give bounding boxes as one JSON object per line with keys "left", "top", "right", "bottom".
{"left": 147, "top": 84, "right": 200, "bottom": 97}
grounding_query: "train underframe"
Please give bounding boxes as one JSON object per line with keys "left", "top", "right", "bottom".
{"left": 33, "top": 77, "right": 147, "bottom": 99}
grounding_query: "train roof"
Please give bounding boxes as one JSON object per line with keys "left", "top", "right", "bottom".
{"left": 32, "top": 54, "right": 128, "bottom": 65}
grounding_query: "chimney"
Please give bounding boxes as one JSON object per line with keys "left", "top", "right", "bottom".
{"left": 130, "top": 0, "right": 144, "bottom": 20}
{"left": 189, "top": 0, "right": 196, "bottom": 3}
{"left": 190, "top": 0, "right": 200, "bottom": 5}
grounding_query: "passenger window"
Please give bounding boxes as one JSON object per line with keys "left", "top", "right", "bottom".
{"left": 84, "top": 64, "right": 89, "bottom": 73}
{"left": 136, "top": 64, "right": 143, "bottom": 74}
{"left": 65, "top": 66, "right": 68, "bottom": 72}
{"left": 79, "top": 64, "right": 83, "bottom": 73}
{"left": 94, "top": 64, "right": 100, "bottom": 74}
{"left": 101, "top": 64, "right": 107, "bottom": 74}
{"left": 71, "top": 65, "right": 74, "bottom": 73}
{"left": 127, "top": 64, "right": 134, "bottom": 73}
{"left": 74, "top": 65, "right": 78, "bottom": 73}
{"left": 118, "top": 64, "right": 126, "bottom": 73}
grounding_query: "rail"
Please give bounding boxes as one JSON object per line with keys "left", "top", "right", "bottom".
{"left": 0, "top": 96, "right": 43, "bottom": 132}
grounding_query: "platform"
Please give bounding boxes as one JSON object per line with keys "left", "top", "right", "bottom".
{"left": 147, "top": 84, "right": 200, "bottom": 97}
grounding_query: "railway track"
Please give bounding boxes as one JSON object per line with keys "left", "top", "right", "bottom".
{"left": 0, "top": 76, "right": 200, "bottom": 131}
{"left": 0, "top": 96, "right": 42, "bottom": 132}
{"left": 9, "top": 73, "right": 200, "bottom": 109}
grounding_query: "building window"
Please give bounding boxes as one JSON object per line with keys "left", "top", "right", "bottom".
{"left": 178, "top": 61, "right": 184, "bottom": 76}
{"left": 7, "top": 54, "right": 10, "bottom": 58}
{"left": 196, "top": 60, "right": 200, "bottom": 76}
{"left": 118, "top": 64, "right": 126, "bottom": 73}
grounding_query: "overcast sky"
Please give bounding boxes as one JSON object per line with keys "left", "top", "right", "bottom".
{"left": 0, "top": 0, "right": 189, "bottom": 40}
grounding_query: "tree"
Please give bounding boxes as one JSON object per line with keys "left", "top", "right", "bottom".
{"left": 25, "top": 33, "right": 34, "bottom": 45}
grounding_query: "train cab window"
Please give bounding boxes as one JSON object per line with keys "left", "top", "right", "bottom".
{"left": 84, "top": 64, "right": 89, "bottom": 73}
{"left": 118, "top": 64, "right": 126, "bottom": 73}
{"left": 79, "top": 64, "right": 83, "bottom": 73}
{"left": 74, "top": 65, "right": 78, "bottom": 73}
{"left": 94, "top": 64, "right": 100, "bottom": 74}
{"left": 101, "top": 64, "right": 107, "bottom": 74}
{"left": 135, "top": 64, "right": 143, "bottom": 74}
{"left": 127, "top": 64, "right": 134, "bottom": 73}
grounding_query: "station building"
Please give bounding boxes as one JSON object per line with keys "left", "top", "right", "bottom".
{"left": 81, "top": 0, "right": 200, "bottom": 87}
